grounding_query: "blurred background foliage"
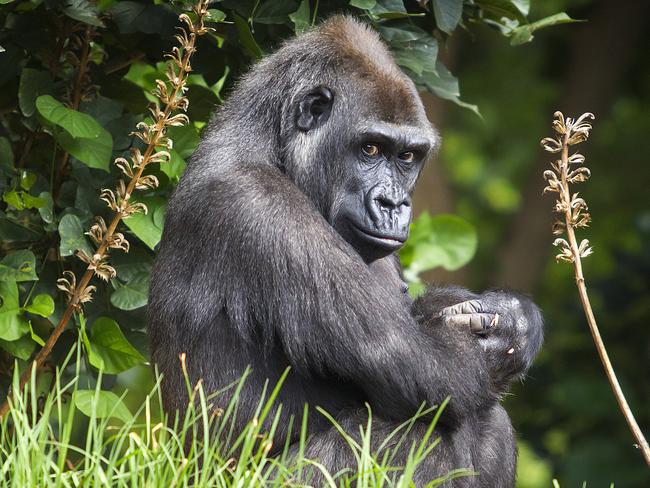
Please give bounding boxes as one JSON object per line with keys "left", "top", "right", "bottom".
{"left": 0, "top": 0, "right": 648, "bottom": 486}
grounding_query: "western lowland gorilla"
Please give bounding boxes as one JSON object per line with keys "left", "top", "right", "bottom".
{"left": 148, "top": 15, "right": 543, "bottom": 487}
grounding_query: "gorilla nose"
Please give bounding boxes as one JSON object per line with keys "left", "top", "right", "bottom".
{"left": 366, "top": 184, "right": 411, "bottom": 228}
{"left": 376, "top": 192, "right": 410, "bottom": 211}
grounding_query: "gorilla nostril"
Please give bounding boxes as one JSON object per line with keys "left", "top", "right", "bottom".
{"left": 376, "top": 194, "right": 409, "bottom": 210}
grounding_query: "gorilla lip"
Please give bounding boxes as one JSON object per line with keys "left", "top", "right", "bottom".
{"left": 349, "top": 221, "right": 407, "bottom": 249}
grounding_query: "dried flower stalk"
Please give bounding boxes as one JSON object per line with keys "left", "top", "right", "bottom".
{"left": 542, "top": 111, "right": 650, "bottom": 466}
{"left": 0, "top": 0, "right": 214, "bottom": 419}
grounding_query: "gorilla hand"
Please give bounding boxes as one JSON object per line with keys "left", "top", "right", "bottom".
{"left": 440, "top": 291, "right": 543, "bottom": 392}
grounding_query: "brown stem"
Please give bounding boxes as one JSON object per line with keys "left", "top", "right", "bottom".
{"left": 0, "top": 7, "right": 209, "bottom": 419}
{"left": 559, "top": 135, "right": 650, "bottom": 467}
{"left": 53, "top": 26, "right": 92, "bottom": 199}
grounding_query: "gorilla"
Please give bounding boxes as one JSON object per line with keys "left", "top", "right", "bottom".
{"left": 148, "top": 15, "right": 543, "bottom": 487}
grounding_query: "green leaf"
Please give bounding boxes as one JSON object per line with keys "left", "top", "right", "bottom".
{"left": 0, "top": 335, "right": 36, "bottom": 361}
{"left": 36, "top": 95, "right": 103, "bottom": 139}
{"left": 370, "top": 0, "right": 422, "bottom": 19}
{"left": 2, "top": 191, "right": 24, "bottom": 210}
{"left": 19, "top": 171, "right": 36, "bottom": 191}
{"left": 254, "top": 0, "right": 298, "bottom": 24}
{"left": 400, "top": 213, "right": 477, "bottom": 282}
{"left": 206, "top": 9, "right": 226, "bottom": 23}
{"left": 24, "top": 294, "right": 54, "bottom": 318}
{"left": 350, "top": 0, "right": 376, "bottom": 9}
{"left": 58, "top": 214, "right": 93, "bottom": 257}
{"left": 0, "top": 250, "right": 38, "bottom": 282}
{"left": 36, "top": 95, "right": 113, "bottom": 171}
{"left": 18, "top": 69, "right": 54, "bottom": 117}
{"left": 511, "top": 0, "right": 529, "bottom": 16}
{"left": 166, "top": 125, "right": 199, "bottom": 159}
{"left": 56, "top": 128, "right": 113, "bottom": 171}
{"left": 109, "top": 1, "right": 177, "bottom": 35}
{"left": 0, "top": 280, "right": 30, "bottom": 341}
{"left": 73, "top": 390, "right": 133, "bottom": 423}
{"left": 509, "top": 13, "right": 580, "bottom": 45}
{"left": 29, "top": 322, "right": 45, "bottom": 346}
{"left": 87, "top": 317, "right": 145, "bottom": 374}
{"left": 160, "top": 149, "right": 186, "bottom": 182}
{"left": 476, "top": 0, "right": 526, "bottom": 22}
{"left": 393, "top": 40, "right": 438, "bottom": 75}
{"left": 0, "top": 137, "right": 14, "bottom": 173}
{"left": 37, "top": 192, "right": 54, "bottom": 224}
{"left": 378, "top": 23, "right": 428, "bottom": 43}
{"left": 433, "top": 0, "right": 463, "bottom": 34}
{"left": 289, "top": 0, "right": 310, "bottom": 34}
{"left": 63, "top": 0, "right": 104, "bottom": 27}
{"left": 123, "top": 196, "right": 165, "bottom": 250}
{"left": 421, "top": 61, "right": 480, "bottom": 116}
{"left": 234, "top": 14, "right": 263, "bottom": 59}
{"left": 110, "top": 273, "right": 149, "bottom": 311}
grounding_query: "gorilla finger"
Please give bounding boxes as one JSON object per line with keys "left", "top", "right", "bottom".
{"left": 443, "top": 313, "right": 496, "bottom": 334}
{"left": 440, "top": 299, "right": 486, "bottom": 316}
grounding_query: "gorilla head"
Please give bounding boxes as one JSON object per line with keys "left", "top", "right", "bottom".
{"left": 276, "top": 17, "right": 439, "bottom": 262}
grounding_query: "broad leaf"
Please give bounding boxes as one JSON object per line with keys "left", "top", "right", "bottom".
{"left": 234, "top": 15, "right": 263, "bottom": 59}
{"left": 37, "top": 192, "right": 54, "bottom": 224}
{"left": 87, "top": 317, "right": 145, "bottom": 374}
{"left": 18, "top": 69, "right": 54, "bottom": 117}
{"left": 25, "top": 294, "right": 54, "bottom": 318}
{"left": 400, "top": 213, "right": 477, "bottom": 283}
{"left": 254, "top": 0, "right": 298, "bottom": 24}
{"left": 56, "top": 128, "right": 113, "bottom": 172}
{"left": 378, "top": 23, "right": 428, "bottom": 43}
{"left": 63, "top": 0, "right": 104, "bottom": 27}
{"left": 58, "top": 213, "right": 93, "bottom": 257}
{"left": 393, "top": 40, "right": 438, "bottom": 75}
{"left": 73, "top": 390, "right": 133, "bottom": 423}
{"left": 350, "top": 0, "right": 377, "bottom": 9}
{"left": 0, "top": 335, "right": 36, "bottom": 361}
{"left": 123, "top": 196, "right": 165, "bottom": 250}
{"left": 433, "top": 0, "right": 463, "bottom": 34}
{"left": 36, "top": 95, "right": 113, "bottom": 171}
{"left": 421, "top": 62, "right": 480, "bottom": 116}
{"left": 36, "top": 95, "right": 104, "bottom": 139}
{"left": 289, "top": 0, "right": 310, "bottom": 34}
{"left": 160, "top": 149, "right": 186, "bottom": 182}
{"left": 110, "top": 273, "right": 149, "bottom": 311}
{"left": 0, "top": 280, "right": 30, "bottom": 341}
{"left": 0, "top": 250, "right": 38, "bottom": 282}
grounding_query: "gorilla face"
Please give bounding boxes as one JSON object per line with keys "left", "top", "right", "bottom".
{"left": 294, "top": 85, "right": 433, "bottom": 263}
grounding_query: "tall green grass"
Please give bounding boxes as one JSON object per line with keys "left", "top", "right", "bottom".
{"left": 0, "top": 344, "right": 470, "bottom": 487}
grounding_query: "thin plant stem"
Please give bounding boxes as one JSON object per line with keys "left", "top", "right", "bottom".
{"left": 544, "top": 112, "right": 650, "bottom": 467}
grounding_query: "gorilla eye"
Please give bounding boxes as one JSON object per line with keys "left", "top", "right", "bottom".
{"left": 362, "top": 143, "right": 380, "bottom": 157}
{"left": 400, "top": 151, "right": 415, "bottom": 163}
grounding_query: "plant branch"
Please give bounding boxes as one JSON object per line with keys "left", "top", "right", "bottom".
{"left": 0, "top": 0, "right": 213, "bottom": 419}
{"left": 542, "top": 112, "right": 650, "bottom": 467}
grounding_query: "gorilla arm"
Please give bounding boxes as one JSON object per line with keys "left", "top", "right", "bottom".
{"left": 168, "top": 162, "right": 495, "bottom": 426}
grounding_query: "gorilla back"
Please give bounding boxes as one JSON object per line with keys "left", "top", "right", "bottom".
{"left": 149, "top": 16, "right": 543, "bottom": 487}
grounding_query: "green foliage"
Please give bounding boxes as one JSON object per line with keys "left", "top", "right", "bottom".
{"left": 401, "top": 213, "right": 478, "bottom": 295}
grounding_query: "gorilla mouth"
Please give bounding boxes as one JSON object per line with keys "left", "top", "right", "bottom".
{"left": 349, "top": 221, "right": 407, "bottom": 250}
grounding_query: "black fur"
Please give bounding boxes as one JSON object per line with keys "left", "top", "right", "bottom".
{"left": 148, "top": 16, "right": 543, "bottom": 487}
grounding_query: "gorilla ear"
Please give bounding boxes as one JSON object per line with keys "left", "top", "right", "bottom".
{"left": 296, "top": 86, "right": 333, "bottom": 132}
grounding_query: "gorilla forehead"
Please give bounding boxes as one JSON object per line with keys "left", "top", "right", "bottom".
{"left": 313, "top": 16, "right": 428, "bottom": 125}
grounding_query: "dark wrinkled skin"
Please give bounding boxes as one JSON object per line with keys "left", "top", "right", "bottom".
{"left": 148, "top": 16, "right": 543, "bottom": 487}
